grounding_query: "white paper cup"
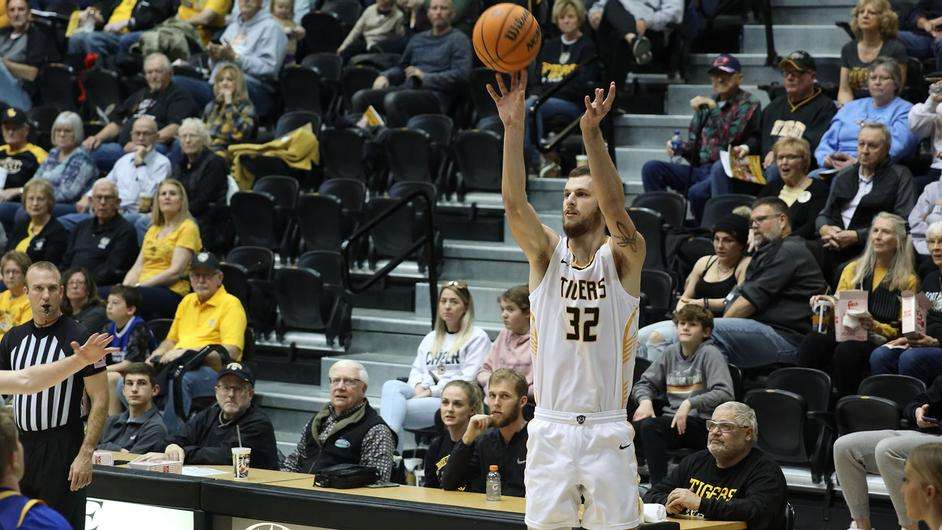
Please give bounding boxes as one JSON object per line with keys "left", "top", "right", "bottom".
{"left": 842, "top": 313, "right": 859, "bottom": 329}
{"left": 231, "top": 447, "right": 251, "bottom": 479}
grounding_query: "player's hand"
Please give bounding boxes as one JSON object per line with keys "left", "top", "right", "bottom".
{"left": 68, "top": 452, "right": 93, "bottom": 491}
{"left": 671, "top": 400, "right": 691, "bottom": 435}
{"left": 666, "top": 488, "right": 701, "bottom": 514}
{"left": 580, "top": 82, "right": 616, "bottom": 133}
{"left": 166, "top": 444, "right": 185, "bottom": 462}
{"left": 632, "top": 399, "right": 656, "bottom": 422}
{"left": 462, "top": 413, "right": 491, "bottom": 444}
{"left": 485, "top": 69, "right": 527, "bottom": 131}
{"left": 71, "top": 332, "right": 119, "bottom": 366}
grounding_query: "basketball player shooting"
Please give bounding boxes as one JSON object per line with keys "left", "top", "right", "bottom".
{"left": 488, "top": 70, "right": 645, "bottom": 530}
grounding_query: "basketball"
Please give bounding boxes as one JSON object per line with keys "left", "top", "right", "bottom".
{"left": 472, "top": 3, "right": 542, "bottom": 73}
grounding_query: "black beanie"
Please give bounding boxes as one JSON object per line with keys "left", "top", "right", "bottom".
{"left": 712, "top": 214, "right": 749, "bottom": 248}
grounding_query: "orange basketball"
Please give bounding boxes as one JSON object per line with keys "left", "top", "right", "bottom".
{"left": 472, "top": 3, "right": 542, "bottom": 73}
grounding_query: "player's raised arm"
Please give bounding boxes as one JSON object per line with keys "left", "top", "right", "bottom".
{"left": 488, "top": 70, "right": 558, "bottom": 277}
{"left": 580, "top": 83, "right": 645, "bottom": 284}
{"left": 0, "top": 333, "right": 116, "bottom": 394}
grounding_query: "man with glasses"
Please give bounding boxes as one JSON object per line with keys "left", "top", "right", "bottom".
{"left": 146, "top": 251, "right": 247, "bottom": 433}
{"left": 137, "top": 362, "right": 278, "bottom": 469}
{"left": 644, "top": 402, "right": 787, "bottom": 529}
{"left": 61, "top": 179, "right": 138, "bottom": 286}
{"left": 282, "top": 360, "right": 396, "bottom": 481}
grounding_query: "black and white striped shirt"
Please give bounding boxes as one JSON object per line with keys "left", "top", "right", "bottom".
{"left": 0, "top": 317, "right": 104, "bottom": 432}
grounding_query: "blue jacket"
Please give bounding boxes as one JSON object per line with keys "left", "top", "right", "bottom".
{"left": 815, "top": 96, "right": 917, "bottom": 166}
{"left": 0, "top": 488, "right": 70, "bottom": 529}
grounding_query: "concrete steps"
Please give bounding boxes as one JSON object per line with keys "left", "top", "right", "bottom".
{"left": 742, "top": 24, "right": 849, "bottom": 55}
{"left": 769, "top": 0, "right": 854, "bottom": 25}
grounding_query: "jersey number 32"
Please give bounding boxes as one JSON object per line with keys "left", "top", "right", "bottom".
{"left": 565, "top": 307, "right": 599, "bottom": 342}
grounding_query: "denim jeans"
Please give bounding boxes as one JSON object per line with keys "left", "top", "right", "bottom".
{"left": 0, "top": 61, "right": 31, "bottom": 111}
{"left": 68, "top": 31, "right": 121, "bottom": 55}
{"left": 898, "top": 31, "right": 942, "bottom": 71}
{"left": 523, "top": 95, "right": 583, "bottom": 168}
{"left": 162, "top": 365, "right": 218, "bottom": 435}
{"left": 870, "top": 346, "right": 942, "bottom": 386}
{"left": 708, "top": 318, "right": 799, "bottom": 367}
{"left": 637, "top": 319, "right": 677, "bottom": 363}
{"left": 379, "top": 379, "right": 441, "bottom": 452}
{"left": 641, "top": 161, "right": 712, "bottom": 223}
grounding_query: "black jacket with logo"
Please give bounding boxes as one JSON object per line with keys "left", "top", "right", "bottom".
{"left": 440, "top": 423, "right": 528, "bottom": 497}
{"left": 293, "top": 402, "right": 392, "bottom": 474}
{"left": 167, "top": 403, "right": 279, "bottom": 470}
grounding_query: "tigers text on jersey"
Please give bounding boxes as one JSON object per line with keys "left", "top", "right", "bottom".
{"left": 0, "top": 317, "right": 103, "bottom": 431}
{"left": 529, "top": 237, "right": 640, "bottom": 413}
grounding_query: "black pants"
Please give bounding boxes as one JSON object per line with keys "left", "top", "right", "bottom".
{"left": 633, "top": 414, "right": 709, "bottom": 485}
{"left": 20, "top": 423, "right": 86, "bottom": 530}
{"left": 798, "top": 331, "right": 874, "bottom": 397}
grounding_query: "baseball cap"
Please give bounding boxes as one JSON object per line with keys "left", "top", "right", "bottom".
{"left": 217, "top": 362, "right": 255, "bottom": 387}
{"left": 778, "top": 50, "right": 816, "bottom": 73}
{"left": 709, "top": 54, "right": 741, "bottom": 74}
{"left": 191, "top": 251, "right": 220, "bottom": 273}
{"left": 1, "top": 107, "right": 27, "bottom": 127}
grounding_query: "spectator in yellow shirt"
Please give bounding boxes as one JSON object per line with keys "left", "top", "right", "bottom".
{"left": 0, "top": 250, "right": 29, "bottom": 338}
{"left": 146, "top": 251, "right": 247, "bottom": 432}
{"left": 122, "top": 179, "right": 201, "bottom": 320}
{"left": 177, "top": 0, "right": 233, "bottom": 44}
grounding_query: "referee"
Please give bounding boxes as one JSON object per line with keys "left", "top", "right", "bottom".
{"left": 0, "top": 262, "right": 110, "bottom": 529}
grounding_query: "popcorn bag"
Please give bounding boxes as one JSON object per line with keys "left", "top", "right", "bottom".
{"left": 127, "top": 460, "right": 183, "bottom": 474}
{"left": 901, "top": 291, "right": 930, "bottom": 339}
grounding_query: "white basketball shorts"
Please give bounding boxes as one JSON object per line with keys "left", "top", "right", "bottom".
{"left": 524, "top": 407, "right": 641, "bottom": 530}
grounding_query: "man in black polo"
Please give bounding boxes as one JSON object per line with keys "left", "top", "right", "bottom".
{"left": 97, "top": 362, "right": 167, "bottom": 454}
{"left": 440, "top": 368, "right": 528, "bottom": 496}
{"left": 62, "top": 178, "right": 138, "bottom": 286}
{"left": 0, "top": 261, "right": 112, "bottom": 529}
{"left": 281, "top": 360, "right": 397, "bottom": 481}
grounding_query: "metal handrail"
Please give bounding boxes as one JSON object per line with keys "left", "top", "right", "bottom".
{"left": 340, "top": 189, "right": 439, "bottom": 328}
{"left": 756, "top": 0, "right": 777, "bottom": 66}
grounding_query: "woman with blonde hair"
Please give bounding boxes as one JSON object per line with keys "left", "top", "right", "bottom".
{"left": 424, "top": 379, "right": 483, "bottom": 488}
{"left": 0, "top": 251, "right": 30, "bottom": 340}
{"left": 799, "top": 212, "right": 917, "bottom": 395}
{"left": 5, "top": 179, "right": 68, "bottom": 267}
{"left": 202, "top": 62, "right": 256, "bottom": 153}
{"left": 122, "top": 179, "right": 201, "bottom": 319}
{"left": 838, "top": 0, "right": 907, "bottom": 104}
{"left": 380, "top": 281, "right": 491, "bottom": 452}
{"left": 903, "top": 443, "right": 942, "bottom": 530}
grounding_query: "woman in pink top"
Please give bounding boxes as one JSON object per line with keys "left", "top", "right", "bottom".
{"left": 476, "top": 285, "right": 533, "bottom": 399}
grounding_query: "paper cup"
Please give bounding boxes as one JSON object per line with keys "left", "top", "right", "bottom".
{"left": 231, "top": 447, "right": 251, "bottom": 479}
{"left": 842, "top": 313, "right": 859, "bottom": 329}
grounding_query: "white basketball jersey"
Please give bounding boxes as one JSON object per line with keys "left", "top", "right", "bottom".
{"left": 529, "top": 237, "right": 640, "bottom": 413}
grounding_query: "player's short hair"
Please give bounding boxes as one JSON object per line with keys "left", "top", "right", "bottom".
{"left": 0, "top": 409, "right": 17, "bottom": 469}
{"left": 108, "top": 285, "right": 142, "bottom": 312}
{"left": 124, "top": 362, "right": 157, "bottom": 386}
{"left": 0, "top": 251, "right": 30, "bottom": 275}
{"left": 488, "top": 368, "right": 528, "bottom": 399}
{"left": 499, "top": 284, "right": 529, "bottom": 312}
{"left": 672, "top": 304, "right": 714, "bottom": 332}
{"left": 750, "top": 196, "right": 789, "bottom": 217}
{"left": 442, "top": 380, "right": 484, "bottom": 414}
{"left": 568, "top": 165, "right": 591, "bottom": 178}
{"left": 26, "top": 261, "right": 60, "bottom": 284}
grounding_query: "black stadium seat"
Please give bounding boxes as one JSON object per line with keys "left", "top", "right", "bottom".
{"left": 38, "top": 64, "right": 76, "bottom": 110}
{"left": 219, "top": 262, "right": 251, "bottom": 309}
{"left": 383, "top": 89, "right": 443, "bottom": 128}
{"left": 454, "top": 129, "right": 502, "bottom": 196}
{"left": 835, "top": 395, "right": 901, "bottom": 436}
{"left": 858, "top": 374, "right": 926, "bottom": 409}
{"left": 146, "top": 318, "right": 174, "bottom": 343}
{"left": 632, "top": 191, "right": 686, "bottom": 229}
{"left": 639, "top": 268, "right": 672, "bottom": 327}
{"left": 339, "top": 65, "right": 380, "bottom": 113}
{"left": 320, "top": 127, "right": 370, "bottom": 182}
{"left": 229, "top": 191, "right": 279, "bottom": 250}
{"left": 280, "top": 66, "right": 324, "bottom": 114}
{"left": 226, "top": 246, "right": 275, "bottom": 280}
{"left": 275, "top": 111, "right": 322, "bottom": 137}
{"left": 296, "top": 193, "right": 347, "bottom": 252}
{"left": 701, "top": 194, "right": 755, "bottom": 229}
{"left": 384, "top": 128, "right": 433, "bottom": 185}
{"left": 274, "top": 267, "right": 330, "bottom": 332}
{"left": 628, "top": 207, "right": 667, "bottom": 271}
{"left": 300, "top": 12, "right": 346, "bottom": 55}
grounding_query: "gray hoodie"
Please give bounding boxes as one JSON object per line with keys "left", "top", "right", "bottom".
{"left": 633, "top": 339, "right": 734, "bottom": 418}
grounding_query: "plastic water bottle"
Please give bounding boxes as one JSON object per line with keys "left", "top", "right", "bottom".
{"left": 670, "top": 129, "right": 683, "bottom": 163}
{"left": 486, "top": 465, "right": 501, "bottom": 501}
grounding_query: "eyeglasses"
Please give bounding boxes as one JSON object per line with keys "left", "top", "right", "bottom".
{"left": 706, "top": 420, "right": 744, "bottom": 433}
{"left": 750, "top": 214, "right": 781, "bottom": 226}
{"left": 215, "top": 384, "right": 249, "bottom": 394}
{"left": 91, "top": 194, "right": 117, "bottom": 202}
{"left": 446, "top": 280, "right": 468, "bottom": 290}
{"left": 329, "top": 377, "right": 362, "bottom": 388}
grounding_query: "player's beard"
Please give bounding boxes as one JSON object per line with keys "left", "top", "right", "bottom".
{"left": 493, "top": 403, "right": 522, "bottom": 428}
{"left": 563, "top": 208, "right": 603, "bottom": 238}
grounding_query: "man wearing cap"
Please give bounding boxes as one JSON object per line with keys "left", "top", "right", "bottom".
{"left": 137, "top": 362, "right": 279, "bottom": 469}
{"left": 709, "top": 51, "right": 837, "bottom": 198}
{"left": 642, "top": 53, "right": 761, "bottom": 223}
{"left": 146, "top": 251, "right": 247, "bottom": 433}
{"left": 0, "top": 107, "right": 47, "bottom": 235}
{"left": 0, "top": 0, "right": 61, "bottom": 111}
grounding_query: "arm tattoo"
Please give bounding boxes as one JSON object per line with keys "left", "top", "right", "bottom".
{"left": 614, "top": 221, "right": 640, "bottom": 252}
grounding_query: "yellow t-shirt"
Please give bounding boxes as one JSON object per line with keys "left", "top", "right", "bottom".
{"left": 168, "top": 286, "right": 247, "bottom": 359}
{"left": 0, "top": 289, "right": 31, "bottom": 338}
{"left": 139, "top": 219, "right": 202, "bottom": 297}
{"left": 837, "top": 260, "right": 918, "bottom": 339}
{"left": 14, "top": 220, "right": 42, "bottom": 253}
{"left": 177, "top": 0, "right": 232, "bottom": 42}
{"left": 109, "top": 0, "right": 138, "bottom": 26}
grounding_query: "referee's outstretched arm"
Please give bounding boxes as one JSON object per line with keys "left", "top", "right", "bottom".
{"left": 0, "top": 332, "right": 116, "bottom": 395}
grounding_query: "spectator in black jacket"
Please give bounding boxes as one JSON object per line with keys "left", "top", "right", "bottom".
{"left": 81, "top": 53, "right": 199, "bottom": 173}
{"left": 137, "top": 363, "right": 279, "bottom": 469}
{"left": 424, "top": 379, "right": 481, "bottom": 488}
{"left": 0, "top": 0, "right": 60, "bottom": 110}
{"left": 897, "top": 0, "right": 942, "bottom": 73}
{"left": 710, "top": 51, "right": 836, "bottom": 196}
{"left": 756, "top": 138, "right": 829, "bottom": 240}
{"left": 173, "top": 118, "right": 228, "bottom": 231}
{"left": 282, "top": 360, "right": 397, "bottom": 481}
{"left": 6, "top": 179, "right": 68, "bottom": 267}
{"left": 67, "top": 0, "right": 176, "bottom": 57}
{"left": 813, "top": 122, "right": 916, "bottom": 283}
{"left": 97, "top": 363, "right": 167, "bottom": 454}
{"left": 523, "top": 0, "right": 598, "bottom": 176}
{"left": 644, "top": 401, "right": 787, "bottom": 530}
{"left": 833, "top": 376, "right": 941, "bottom": 530}
{"left": 440, "top": 368, "right": 528, "bottom": 497}
{"left": 62, "top": 179, "right": 137, "bottom": 286}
